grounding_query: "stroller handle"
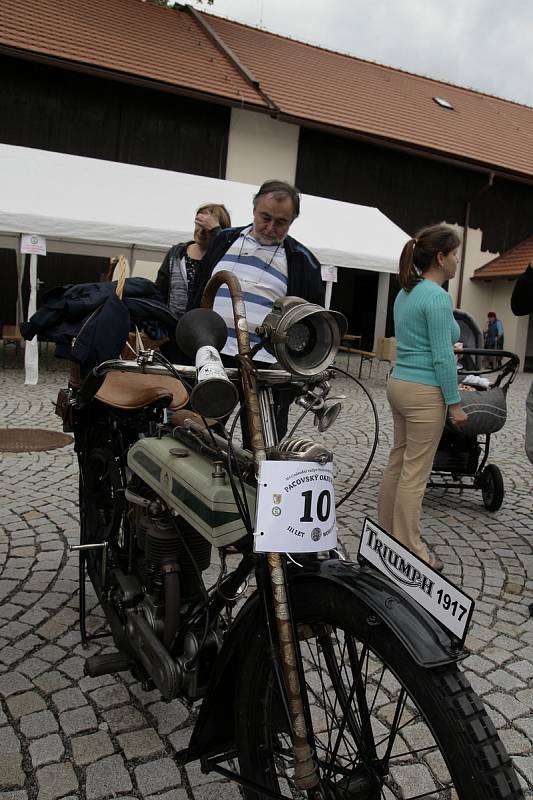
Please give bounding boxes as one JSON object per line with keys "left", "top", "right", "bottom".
{"left": 459, "top": 348, "right": 519, "bottom": 367}
{"left": 457, "top": 348, "right": 520, "bottom": 390}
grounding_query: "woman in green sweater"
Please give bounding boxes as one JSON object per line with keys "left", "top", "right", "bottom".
{"left": 377, "top": 224, "right": 467, "bottom": 571}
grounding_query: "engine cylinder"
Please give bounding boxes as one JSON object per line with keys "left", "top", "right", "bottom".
{"left": 141, "top": 514, "right": 211, "bottom": 598}
{"left": 143, "top": 516, "right": 181, "bottom": 569}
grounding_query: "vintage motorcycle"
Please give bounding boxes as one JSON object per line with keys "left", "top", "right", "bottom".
{"left": 59, "top": 271, "right": 522, "bottom": 800}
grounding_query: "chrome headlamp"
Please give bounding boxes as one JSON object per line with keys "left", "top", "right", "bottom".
{"left": 257, "top": 297, "right": 347, "bottom": 377}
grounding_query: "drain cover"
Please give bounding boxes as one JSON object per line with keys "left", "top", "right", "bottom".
{"left": 0, "top": 428, "right": 74, "bottom": 453}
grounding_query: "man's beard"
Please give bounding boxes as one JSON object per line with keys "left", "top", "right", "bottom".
{"left": 252, "top": 229, "right": 284, "bottom": 246}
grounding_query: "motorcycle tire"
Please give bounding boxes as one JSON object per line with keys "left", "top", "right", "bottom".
{"left": 236, "top": 581, "right": 523, "bottom": 800}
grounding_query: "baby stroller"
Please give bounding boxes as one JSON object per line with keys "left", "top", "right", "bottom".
{"left": 428, "top": 310, "right": 519, "bottom": 512}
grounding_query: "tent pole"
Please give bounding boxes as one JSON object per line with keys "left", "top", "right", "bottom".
{"left": 16, "top": 247, "right": 26, "bottom": 327}
{"left": 372, "top": 272, "right": 390, "bottom": 351}
{"left": 324, "top": 280, "right": 333, "bottom": 310}
{"left": 24, "top": 253, "right": 39, "bottom": 385}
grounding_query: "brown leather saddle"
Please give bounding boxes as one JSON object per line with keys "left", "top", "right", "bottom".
{"left": 95, "top": 372, "right": 189, "bottom": 411}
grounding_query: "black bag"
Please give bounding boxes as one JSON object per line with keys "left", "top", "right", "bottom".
{"left": 447, "top": 386, "right": 507, "bottom": 436}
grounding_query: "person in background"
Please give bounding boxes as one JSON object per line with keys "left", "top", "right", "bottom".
{"left": 377, "top": 224, "right": 467, "bottom": 572}
{"left": 156, "top": 203, "right": 232, "bottom": 320}
{"left": 155, "top": 203, "right": 231, "bottom": 363}
{"left": 511, "top": 263, "right": 533, "bottom": 464}
{"left": 484, "top": 311, "right": 504, "bottom": 367}
{"left": 187, "top": 179, "right": 324, "bottom": 438}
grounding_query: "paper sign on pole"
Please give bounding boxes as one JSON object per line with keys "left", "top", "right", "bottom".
{"left": 254, "top": 460, "right": 336, "bottom": 553}
{"left": 21, "top": 234, "right": 47, "bottom": 256}
{"left": 24, "top": 252, "right": 40, "bottom": 385}
{"left": 321, "top": 265, "right": 338, "bottom": 283}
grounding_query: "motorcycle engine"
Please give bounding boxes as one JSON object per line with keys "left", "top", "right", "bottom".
{"left": 111, "top": 478, "right": 218, "bottom": 701}
{"left": 139, "top": 512, "right": 212, "bottom": 601}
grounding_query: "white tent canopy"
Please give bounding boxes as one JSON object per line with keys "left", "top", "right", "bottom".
{"left": 0, "top": 144, "right": 409, "bottom": 272}
{"left": 0, "top": 144, "right": 409, "bottom": 384}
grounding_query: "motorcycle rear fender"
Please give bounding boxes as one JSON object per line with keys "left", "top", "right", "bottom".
{"left": 184, "top": 557, "right": 465, "bottom": 765}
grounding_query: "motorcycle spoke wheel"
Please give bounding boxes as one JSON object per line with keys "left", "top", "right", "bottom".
{"left": 236, "top": 584, "right": 522, "bottom": 800}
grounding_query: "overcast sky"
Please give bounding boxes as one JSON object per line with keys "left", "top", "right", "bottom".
{"left": 192, "top": 0, "right": 533, "bottom": 107}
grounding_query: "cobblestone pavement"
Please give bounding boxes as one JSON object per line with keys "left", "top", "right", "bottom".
{"left": 0, "top": 355, "right": 532, "bottom": 799}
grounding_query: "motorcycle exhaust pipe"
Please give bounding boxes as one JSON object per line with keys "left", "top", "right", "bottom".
{"left": 162, "top": 559, "right": 181, "bottom": 650}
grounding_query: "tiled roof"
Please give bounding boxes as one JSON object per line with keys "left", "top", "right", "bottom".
{"left": 2, "top": 0, "right": 533, "bottom": 179}
{"left": 472, "top": 237, "right": 533, "bottom": 280}
{"left": 0, "top": 0, "right": 266, "bottom": 107}
{"left": 205, "top": 13, "right": 533, "bottom": 179}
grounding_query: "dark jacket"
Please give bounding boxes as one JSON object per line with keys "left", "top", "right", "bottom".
{"left": 187, "top": 225, "right": 325, "bottom": 310}
{"left": 155, "top": 241, "right": 192, "bottom": 306}
{"left": 21, "top": 278, "right": 178, "bottom": 368}
{"left": 511, "top": 264, "right": 533, "bottom": 465}
{"left": 511, "top": 264, "right": 533, "bottom": 316}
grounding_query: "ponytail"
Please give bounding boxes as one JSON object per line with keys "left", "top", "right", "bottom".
{"left": 398, "top": 239, "right": 419, "bottom": 291}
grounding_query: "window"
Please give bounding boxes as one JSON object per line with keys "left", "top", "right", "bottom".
{"left": 433, "top": 96, "right": 454, "bottom": 110}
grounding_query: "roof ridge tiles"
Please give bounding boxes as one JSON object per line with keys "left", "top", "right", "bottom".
{"left": 201, "top": 9, "right": 533, "bottom": 111}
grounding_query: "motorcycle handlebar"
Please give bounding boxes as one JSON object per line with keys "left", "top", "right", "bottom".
{"left": 76, "top": 358, "right": 302, "bottom": 407}
{"left": 90, "top": 358, "right": 295, "bottom": 383}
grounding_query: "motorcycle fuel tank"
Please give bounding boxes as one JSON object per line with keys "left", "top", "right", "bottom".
{"left": 127, "top": 436, "right": 256, "bottom": 547}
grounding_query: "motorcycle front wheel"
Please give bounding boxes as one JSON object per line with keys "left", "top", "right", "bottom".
{"left": 236, "top": 582, "right": 523, "bottom": 800}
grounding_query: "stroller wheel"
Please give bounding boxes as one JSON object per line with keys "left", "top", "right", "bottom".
{"left": 481, "top": 464, "right": 504, "bottom": 511}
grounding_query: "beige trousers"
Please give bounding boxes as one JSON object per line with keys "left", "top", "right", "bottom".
{"left": 377, "top": 378, "right": 446, "bottom": 562}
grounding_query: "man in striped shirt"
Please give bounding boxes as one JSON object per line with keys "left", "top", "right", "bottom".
{"left": 188, "top": 180, "right": 325, "bottom": 436}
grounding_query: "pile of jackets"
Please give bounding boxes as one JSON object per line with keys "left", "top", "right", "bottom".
{"left": 21, "top": 278, "right": 177, "bottom": 370}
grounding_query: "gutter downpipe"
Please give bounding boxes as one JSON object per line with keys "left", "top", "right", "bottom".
{"left": 456, "top": 171, "right": 494, "bottom": 308}
{"left": 187, "top": 6, "right": 280, "bottom": 115}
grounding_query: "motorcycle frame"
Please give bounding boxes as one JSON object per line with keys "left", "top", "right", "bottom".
{"left": 72, "top": 272, "right": 468, "bottom": 798}
{"left": 73, "top": 270, "right": 324, "bottom": 791}
{"left": 179, "top": 271, "right": 464, "bottom": 789}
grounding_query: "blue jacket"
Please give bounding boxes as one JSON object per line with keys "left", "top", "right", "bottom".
{"left": 484, "top": 318, "right": 504, "bottom": 347}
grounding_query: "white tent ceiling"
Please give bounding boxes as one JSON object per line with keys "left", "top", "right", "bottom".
{"left": 0, "top": 144, "right": 409, "bottom": 273}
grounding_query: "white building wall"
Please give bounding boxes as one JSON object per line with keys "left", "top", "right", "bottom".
{"left": 513, "top": 308, "right": 529, "bottom": 369}
{"left": 448, "top": 225, "right": 527, "bottom": 369}
{"left": 225, "top": 109, "right": 300, "bottom": 186}
{"left": 450, "top": 226, "right": 498, "bottom": 331}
